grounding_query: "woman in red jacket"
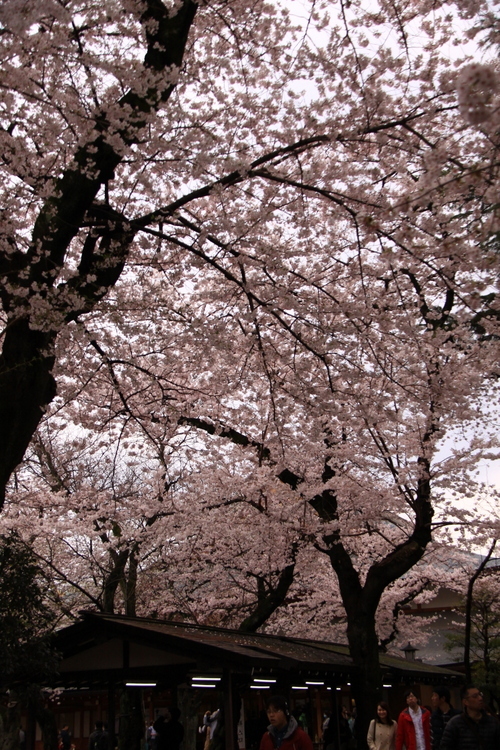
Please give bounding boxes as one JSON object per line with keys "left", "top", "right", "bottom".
{"left": 396, "top": 691, "right": 431, "bottom": 750}
{"left": 259, "top": 697, "right": 313, "bottom": 750}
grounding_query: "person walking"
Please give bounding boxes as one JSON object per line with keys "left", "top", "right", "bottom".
{"left": 147, "top": 723, "right": 158, "bottom": 750}
{"left": 440, "top": 685, "right": 500, "bottom": 750}
{"left": 155, "top": 708, "right": 184, "bottom": 750}
{"left": 259, "top": 696, "right": 313, "bottom": 750}
{"left": 430, "top": 687, "right": 460, "bottom": 750}
{"left": 88, "top": 722, "right": 109, "bottom": 750}
{"left": 199, "top": 711, "right": 219, "bottom": 750}
{"left": 322, "top": 713, "right": 335, "bottom": 750}
{"left": 59, "top": 726, "right": 72, "bottom": 750}
{"left": 367, "top": 702, "right": 396, "bottom": 750}
{"left": 395, "top": 691, "right": 431, "bottom": 750}
{"left": 338, "top": 708, "right": 351, "bottom": 750}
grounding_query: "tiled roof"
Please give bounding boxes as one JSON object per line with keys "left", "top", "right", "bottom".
{"left": 55, "top": 612, "right": 462, "bottom": 682}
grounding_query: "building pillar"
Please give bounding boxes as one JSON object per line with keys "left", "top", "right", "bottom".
{"left": 223, "top": 670, "right": 235, "bottom": 750}
{"left": 108, "top": 684, "right": 116, "bottom": 750}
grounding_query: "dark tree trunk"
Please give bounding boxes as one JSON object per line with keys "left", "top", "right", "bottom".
{"left": 0, "top": 698, "right": 22, "bottom": 750}
{"left": 102, "top": 549, "right": 130, "bottom": 614}
{"left": 34, "top": 704, "right": 58, "bottom": 750}
{"left": 0, "top": 321, "right": 56, "bottom": 507}
{"left": 322, "top": 536, "right": 382, "bottom": 750}
{"left": 319, "top": 461, "right": 434, "bottom": 749}
{"left": 119, "top": 688, "right": 144, "bottom": 750}
{"left": 124, "top": 545, "right": 139, "bottom": 617}
{"left": 347, "top": 617, "right": 381, "bottom": 750}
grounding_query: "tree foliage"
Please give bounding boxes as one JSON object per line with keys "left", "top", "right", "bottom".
{"left": 1, "top": 0, "right": 500, "bottom": 744}
{"left": 0, "top": 532, "right": 56, "bottom": 689}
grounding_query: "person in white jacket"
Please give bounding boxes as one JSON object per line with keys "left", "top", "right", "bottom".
{"left": 367, "top": 703, "right": 397, "bottom": 750}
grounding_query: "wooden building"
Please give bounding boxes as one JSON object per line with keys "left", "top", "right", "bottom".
{"left": 34, "top": 612, "right": 462, "bottom": 750}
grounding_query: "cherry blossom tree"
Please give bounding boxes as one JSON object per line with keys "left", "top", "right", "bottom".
{"left": 4, "top": 421, "right": 310, "bottom": 625}
{"left": 2, "top": 0, "right": 500, "bottom": 745}
{"left": 2, "top": 0, "right": 499, "bottom": 505}
{"left": 3, "top": 423, "right": 449, "bottom": 650}
{"left": 0, "top": 0, "right": 321, "bottom": 506}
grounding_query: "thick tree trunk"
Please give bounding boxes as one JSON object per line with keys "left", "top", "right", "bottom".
{"left": 324, "top": 539, "right": 381, "bottom": 750}
{"left": 119, "top": 688, "right": 144, "bottom": 750}
{"left": 344, "top": 604, "right": 382, "bottom": 750}
{"left": 321, "top": 463, "right": 433, "bottom": 748}
{"left": 103, "top": 549, "right": 130, "bottom": 614}
{"left": 35, "top": 704, "right": 58, "bottom": 750}
{"left": 0, "top": 321, "right": 56, "bottom": 507}
{"left": 0, "top": 700, "right": 22, "bottom": 750}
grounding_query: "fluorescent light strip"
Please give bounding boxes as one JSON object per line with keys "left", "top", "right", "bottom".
{"left": 250, "top": 686, "right": 264, "bottom": 690}
{"left": 305, "top": 681, "right": 324, "bottom": 686}
{"left": 383, "top": 684, "right": 392, "bottom": 688}
{"left": 253, "top": 679, "right": 277, "bottom": 683}
{"left": 126, "top": 682, "right": 156, "bottom": 687}
{"left": 192, "top": 684, "right": 217, "bottom": 688}
{"left": 292, "top": 686, "right": 308, "bottom": 690}
{"left": 192, "top": 677, "right": 221, "bottom": 681}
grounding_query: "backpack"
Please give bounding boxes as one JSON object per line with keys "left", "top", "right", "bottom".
{"left": 95, "top": 731, "right": 109, "bottom": 750}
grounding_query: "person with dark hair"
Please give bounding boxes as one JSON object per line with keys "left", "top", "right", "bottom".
{"left": 440, "top": 685, "right": 500, "bottom": 750}
{"left": 322, "top": 713, "right": 335, "bottom": 750}
{"left": 430, "top": 687, "right": 460, "bottom": 750}
{"left": 396, "top": 691, "right": 431, "bottom": 750}
{"left": 338, "top": 707, "right": 351, "bottom": 750}
{"left": 88, "top": 721, "right": 109, "bottom": 750}
{"left": 59, "top": 726, "right": 72, "bottom": 750}
{"left": 259, "top": 696, "right": 313, "bottom": 750}
{"left": 154, "top": 709, "right": 184, "bottom": 750}
{"left": 367, "top": 703, "right": 396, "bottom": 750}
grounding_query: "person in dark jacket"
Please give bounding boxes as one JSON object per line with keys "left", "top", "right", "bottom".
{"left": 440, "top": 685, "right": 500, "bottom": 750}
{"left": 59, "top": 726, "right": 72, "bottom": 750}
{"left": 338, "top": 707, "right": 352, "bottom": 750}
{"left": 88, "top": 721, "right": 109, "bottom": 750}
{"left": 259, "top": 696, "right": 313, "bottom": 750}
{"left": 154, "top": 709, "right": 184, "bottom": 750}
{"left": 430, "top": 687, "right": 460, "bottom": 750}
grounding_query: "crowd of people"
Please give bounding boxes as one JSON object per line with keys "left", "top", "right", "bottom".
{"left": 56, "top": 683, "right": 500, "bottom": 750}
{"left": 365, "top": 685, "right": 500, "bottom": 750}
{"left": 257, "top": 686, "right": 500, "bottom": 750}
{"left": 57, "top": 720, "right": 110, "bottom": 750}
